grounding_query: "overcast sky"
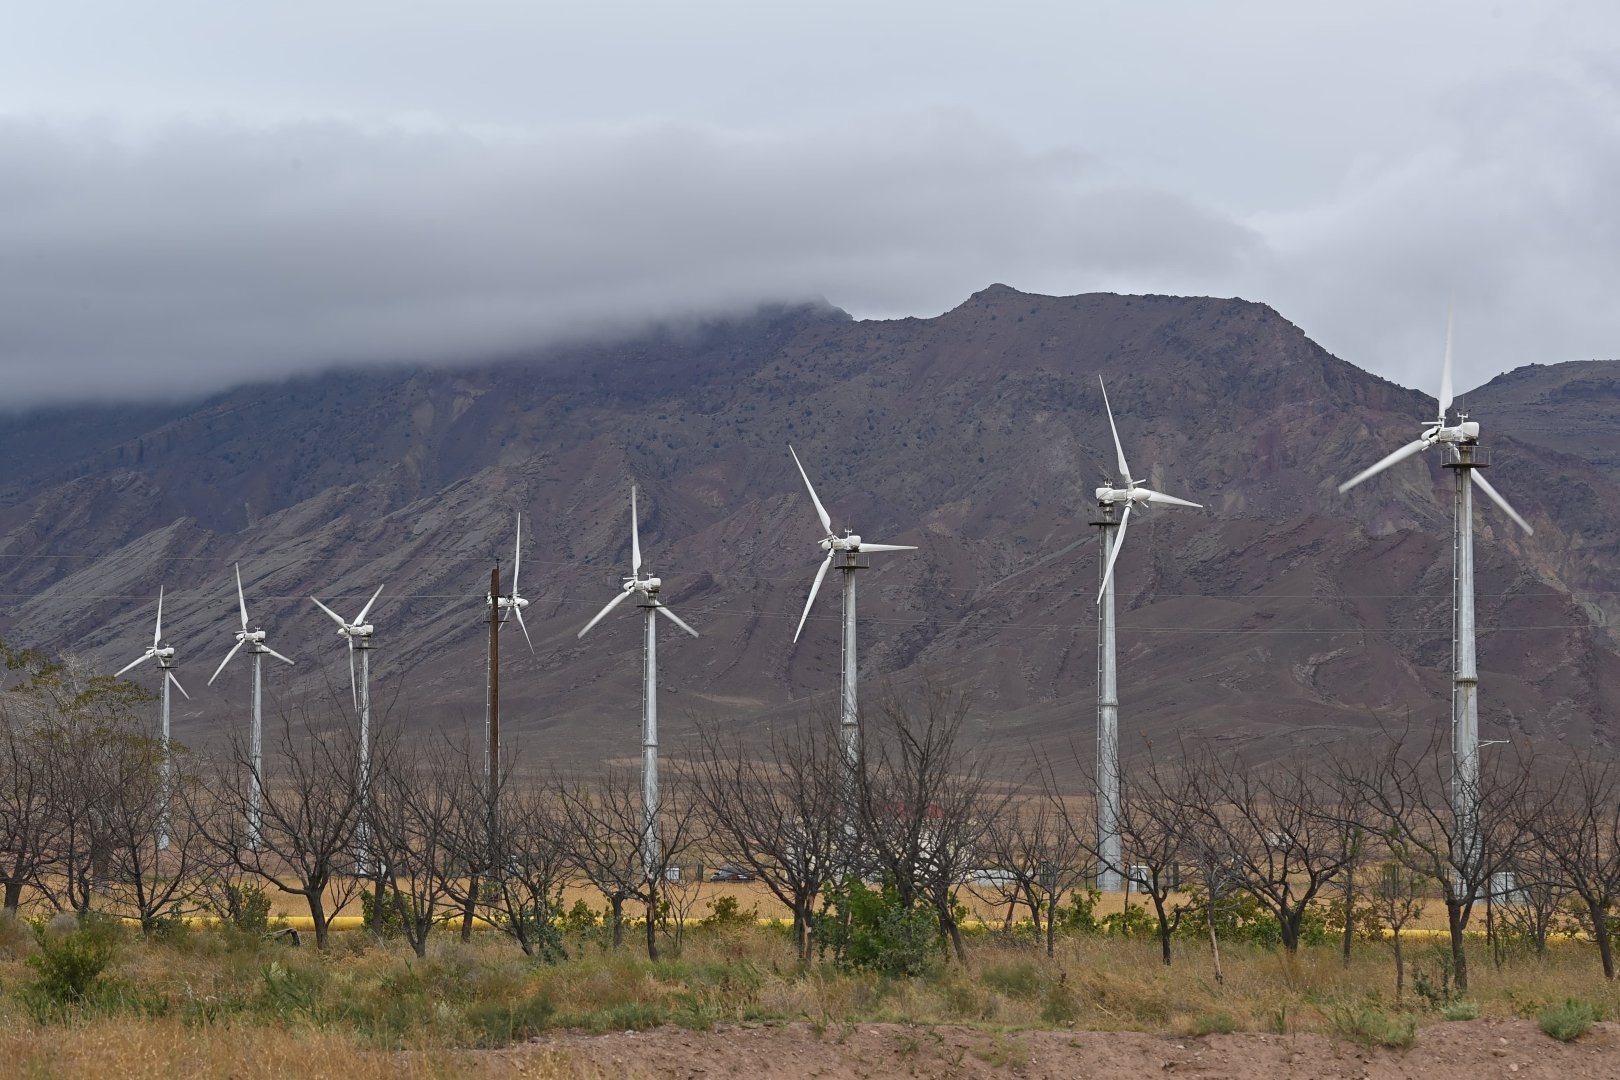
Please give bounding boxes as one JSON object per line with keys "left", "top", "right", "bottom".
{"left": 1, "top": 1, "right": 1615, "bottom": 406}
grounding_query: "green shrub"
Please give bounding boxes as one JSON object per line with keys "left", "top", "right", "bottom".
{"left": 211, "top": 883, "right": 271, "bottom": 934}
{"left": 1330, "top": 1005, "right": 1417, "bottom": 1049}
{"left": 1440, "top": 1000, "right": 1479, "bottom": 1021}
{"left": 360, "top": 888, "right": 413, "bottom": 939}
{"left": 1192, "top": 1011, "right": 1237, "bottom": 1035}
{"left": 460, "top": 992, "right": 556, "bottom": 1047}
{"left": 815, "top": 876, "right": 940, "bottom": 977}
{"left": 1538, "top": 999, "right": 1599, "bottom": 1042}
{"left": 700, "top": 895, "right": 757, "bottom": 932}
{"left": 26, "top": 915, "right": 122, "bottom": 1007}
{"left": 1055, "top": 888, "right": 1103, "bottom": 935}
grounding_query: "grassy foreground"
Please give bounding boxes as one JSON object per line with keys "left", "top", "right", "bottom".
{"left": 1, "top": 914, "right": 1618, "bottom": 1077}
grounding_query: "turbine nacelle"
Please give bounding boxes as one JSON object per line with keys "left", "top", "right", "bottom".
{"left": 1425, "top": 420, "right": 1480, "bottom": 445}
{"left": 820, "top": 532, "right": 865, "bottom": 552}
{"left": 238, "top": 629, "right": 267, "bottom": 646}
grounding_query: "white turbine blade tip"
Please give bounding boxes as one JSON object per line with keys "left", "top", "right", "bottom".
{"left": 857, "top": 542, "right": 917, "bottom": 552}
{"left": 578, "top": 589, "right": 630, "bottom": 638}
{"left": 114, "top": 653, "right": 153, "bottom": 678}
{"left": 1336, "top": 437, "right": 1430, "bottom": 493}
{"left": 208, "top": 639, "right": 245, "bottom": 685}
{"left": 264, "top": 646, "right": 296, "bottom": 666}
{"left": 1097, "top": 503, "right": 1131, "bottom": 604}
{"left": 1142, "top": 489, "right": 1203, "bottom": 510}
{"left": 234, "top": 564, "right": 249, "bottom": 629}
{"left": 788, "top": 444, "right": 835, "bottom": 536}
{"left": 1471, "top": 471, "right": 1533, "bottom": 535}
{"left": 793, "top": 554, "right": 833, "bottom": 643}
{"left": 356, "top": 583, "right": 385, "bottom": 624}
{"left": 656, "top": 604, "right": 700, "bottom": 637}
{"left": 168, "top": 671, "right": 191, "bottom": 700}
{"left": 515, "top": 606, "right": 536, "bottom": 653}
{"left": 311, "top": 596, "right": 348, "bottom": 628}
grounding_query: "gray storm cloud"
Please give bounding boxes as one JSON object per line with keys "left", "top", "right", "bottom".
{"left": 1, "top": 56, "right": 1617, "bottom": 407}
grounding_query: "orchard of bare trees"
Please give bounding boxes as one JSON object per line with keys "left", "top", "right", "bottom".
{"left": 3, "top": 640, "right": 1620, "bottom": 997}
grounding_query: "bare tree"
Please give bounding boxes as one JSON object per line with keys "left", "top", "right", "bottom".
{"left": 1179, "top": 747, "right": 1358, "bottom": 955}
{"left": 978, "top": 767, "right": 1091, "bottom": 956}
{"left": 1336, "top": 718, "right": 1531, "bottom": 992}
{"left": 0, "top": 702, "right": 54, "bottom": 913}
{"left": 96, "top": 735, "right": 215, "bottom": 930}
{"left": 1518, "top": 758, "right": 1620, "bottom": 979}
{"left": 1371, "top": 861, "right": 1425, "bottom": 1000}
{"left": 1109, "top": 750, "right": 1199, "bottom": 966}
{"left": 857, "top": 684, "right": 1004, "bottom": 965}
{"left": 196, "top": 709, "right": 363, "bottom": 947}
{"left": 368, "top": 730, "right": 473, "bottom": 956}
{"left": 484, "top": 773, "right": 572, "bottom": 959}
{"left": 688, "top": 714, "right": 845, "bottom": 961}
{"left": 556, "top": 767, "right": 700, "bottom": 959}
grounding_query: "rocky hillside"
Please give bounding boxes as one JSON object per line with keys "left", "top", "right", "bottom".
{"left": 1, "top": 286, "right": 1614, "bottom": 773}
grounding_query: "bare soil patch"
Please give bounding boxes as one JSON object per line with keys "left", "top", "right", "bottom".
{"left": 512, "top": 1018, "right": 1620, "bottom": 1079}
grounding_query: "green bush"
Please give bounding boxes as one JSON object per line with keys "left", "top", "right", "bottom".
{"left": 700, "top": 895, "right": 757, "bottom": 932}
{"left": 815, "top": 876, "right": 939, "bottom": 977}
{"left": 1055, "top": 888, "right": 1103, "bottom": 935}
{"left": 360, "top": 888, "right": 414, "bottom": 939}
{"left": 1538, "top": 999, "right": 1599, "bottom": 1042}
{"left": 1330, "top": 1005, "right": 1417, "bottom": 1049}
{"left": 26, "top": 915, "right": 122, "bottom": 1007}
{"left": 1191, "top": 1011, "right": 1237, "bottom": 1035}
{"left": 1440, "top": 999, "right": 1479, "bottom": 1021}
{"left": 460, "top": 992, "right": 556, "bottom": 1047}
{"left": 212, "top": 883, "right": 271, "bottom": 934}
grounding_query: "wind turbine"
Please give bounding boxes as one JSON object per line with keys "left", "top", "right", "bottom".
{"left": 311, "top": 583, "right": 384, "bottom": 871}
{"left": 787, "top": 445, "right": 915, "bottom": 794}
{"left": 113, "top": 587, "right": 190, "bottom": 851}
{"left": 578, "top": 485, "right": 699, "bottom": 884}
{"left": 485, "top": 513, "right": 533, "bottom": 801}
{"left": 208, "top": 565, "right": 295, "bottom": 850}
{"left": 1336, "top": 309, "right": 1533, "bottom": 887}
{"left": 1092, "top": 377, "right": 1203, "bottom": 892}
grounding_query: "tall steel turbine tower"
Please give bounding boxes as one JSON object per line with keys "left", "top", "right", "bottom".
{"left": 1337, "top": 312, "right": 1532, "bottom": 886}
{"left": 113, "top": 587, "right": 190, "bottom": 851}
{"left": 311, "top": 583, "right": 385, "bottom": 870}
{"left": 1091, "top": 378, "right": 1203, "bottom": 892}
{"left": 787, "top": 445, "right": 915, "bottom": 793}
{"left": 208, "top": 565, "right": 295, "bottom": 850}
{"left": 578, "top": 485, "right": 699, "bottom": 883}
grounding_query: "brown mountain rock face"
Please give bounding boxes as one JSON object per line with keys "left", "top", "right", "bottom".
{"left": 1, "top": 288, "right": 1615, "bottom": 774}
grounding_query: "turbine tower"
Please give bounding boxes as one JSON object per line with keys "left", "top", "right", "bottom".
{"left": 113, "top": 587, "right": 190, "bottom": 851}
{"left": 578, "top": 485, "right": 699, "bottom": 884}
{"left": 787, "top": 445, "right": 915, "bottom": 795}
{"left": 1337, "top": 310, "right": 1532, "bottom": 887}
{"left": 1092, "top": 377, "right": 1203, "bottom": 893}
{"left": 208, "top": 565, "right": 295, "bottom": 850}
{"left": 311, "top": 583, "right": 385, "bottom": 871}
{"left": 485, "top": 514, "right": 533, "bottom": 801}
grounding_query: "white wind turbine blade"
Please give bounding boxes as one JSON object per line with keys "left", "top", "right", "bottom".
{"left": 1437, "top": 303, "right": 1455, "bottom": 422}
{"left": 154, "top": 586, "right": 164, "bottom": 649}
{"left": 355, "top": 583, "right": 384, "bottom": 625}
{"left": 1097, "top": 502, "right": 1132, "bottom": 604}
{"left": 630, "top": 485, "right": 642, "bottom": 576}
{"left": 311, "top": 595, "right": 349, "bottom": 630}
{"left": 168, "top": 671, "right": 190, "bottom": 700}
{"left": 793, "top": 553, "right": 834, "bottom": 643}
{"left": 655, "top": 603, "right": 700, "bottom": 638}
{"left": 1336, "top": 437, "right": 1431, "bottom": 494}
{"left": 788, "top": 445, "right": 834, "bottom": 536}
{"left": 1099, "top": 377, "right": 1132, "bottom": 482}
{"left": 578, "top": 588, "right": 632, "bottom": 638}
{"left": 263, "top": 645, "right": 296, "bottom": 667}
{"left": 1471, "top": 471, "right": 1533, "bottom": 535}
{"left": 510, "top": 513, "right": 523, "bottom": 600}
{"left": 114, "top": 652, "right": 153, "bottom": 678}
{"left": 1141, "top": 488, "right": 1203, "bottom": 509}
{"left": 855, "top": 542, "right": 917, "bottom": 552}
{"left": 513, "top": 605, "right": 535, "bottom": 653}
{"left": 347, "top": 639, "right": 358, "bottom": 713}
{"left": 208, "top": 639, "right": 245, "bottom": 685}
{"left": 234, "top": 565, "right": 250, "bottom": 630}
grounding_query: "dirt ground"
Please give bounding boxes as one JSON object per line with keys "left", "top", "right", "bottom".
{"left": 503, "top": 1018, "right": 1619, "bottom": 1079}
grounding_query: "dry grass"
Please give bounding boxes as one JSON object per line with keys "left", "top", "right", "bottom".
{"left": 0, "top": 914, "right": 1616, "bottom": 1075}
